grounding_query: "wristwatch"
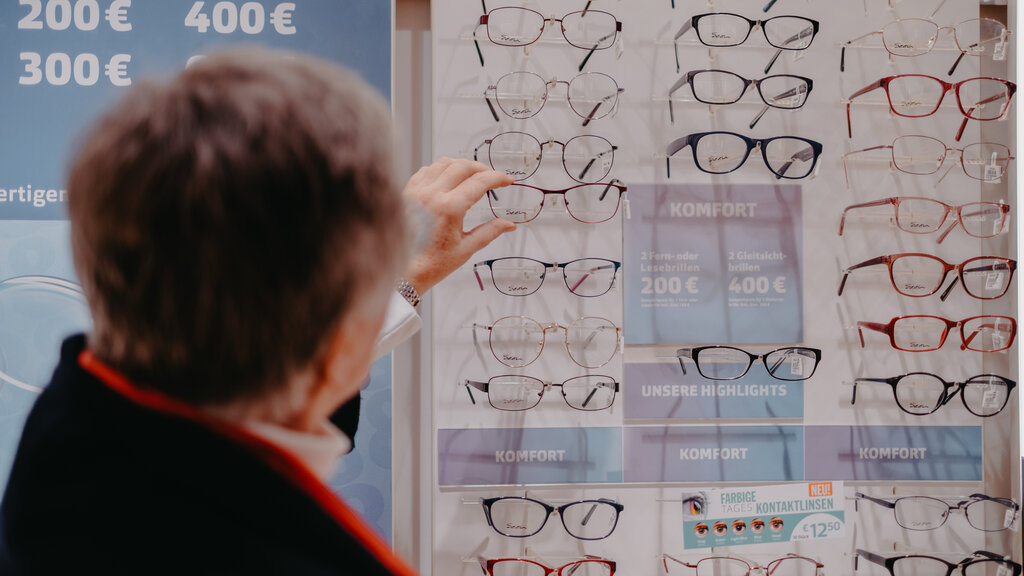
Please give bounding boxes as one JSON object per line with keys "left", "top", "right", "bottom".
{"left": 395, "top": 279, "right": 421, "bottom": 308}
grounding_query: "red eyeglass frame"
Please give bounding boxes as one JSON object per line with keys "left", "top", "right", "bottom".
{"left": 846, "top": 75, "right": 1016, "bottom": 141}
{"left": 857, "top": 314, "right": 1017, "bottom": 352}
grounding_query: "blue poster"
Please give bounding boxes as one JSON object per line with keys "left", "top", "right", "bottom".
{"left": 437, "top": 427, "right": 624, "bottom": 486}
{"left": 623, "top": 183, "right": 803, "bottom": 345}
{"left": 623, "top": 425, "right": 804, "bottom": 482}
{"left": 624, "top": 362, "right": 803, "bottom": 419}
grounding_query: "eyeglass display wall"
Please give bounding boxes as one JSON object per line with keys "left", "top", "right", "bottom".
{"left": 430, "top": 0, "right": 1020, "bottom": 575}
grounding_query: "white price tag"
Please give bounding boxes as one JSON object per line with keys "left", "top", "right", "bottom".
{"left": 985, "top": 272, "right": 1005, "bottom": 291}
{"left": 997, "top": 564, "right": 1012, "bottom": 576}
{"left": 984, "top": 152, "right": 1002, "bottom": 182}
{"left": 1006, "top": 508, "right": 1020, "bottom": 531}
{"left": 981, "top": 388, "right": 1001, "bottom": 410}
{"left": 993, "top": 40, "right": 1007, "bottom": 61}
{"left": 601, "top": 153, "right": 612, "bottom": 173}
{"left": 791, "top": 355, "right": 804, "bottom": 377}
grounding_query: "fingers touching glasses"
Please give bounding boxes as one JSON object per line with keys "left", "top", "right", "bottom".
{"left": 475, "top": 132, "right": 617, "bottom": 183}
{"left": 487, "top": 181, "right": 626, "bottom": 224}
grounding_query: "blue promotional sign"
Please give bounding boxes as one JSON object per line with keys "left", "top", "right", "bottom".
{"left": 624, "top": 362, "right": 803, "bottom": 419}
{"left": 623, "top": 183, "right": 803, "bottom": 345}
{"left": 803, "top": 425, "right": 983, "bottom": 481}
{"left": 437, "top": 427, "right": 624, "bottom": 486}
{"left": 0, "top": 0, "right": 392, "bottom": 220}
{"left": 623, "top": 425, "right": 804, "bottom": 482}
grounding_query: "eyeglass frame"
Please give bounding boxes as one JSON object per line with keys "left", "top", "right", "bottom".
{"left": 668, "top": 69, "right": 813, "bottom": 128}
{"left": 484, "top": 71, "right": 624, "bottom": 126}
{"left": 839, "top": 197, "right": 1011, "bottom": 243}
{"left": 665, "top": 131, "right": 823, "bottom": 179}
{"left": 841, "top": 136, "right": 1014, "bottom": 188}
{"left": 854, "top": 492, "right": 1020, "bottom": 531}
{"left": 473, "top": 5, "right": 622, "bottom": 72}
{"left": 838, "top": 253, "right": 1016, "bottom": 301}
{"left": 855, "top": 549, "right": 1022, "bottom": 576}
{"left": 473, "top": 315, "right": 622, "bottom": 369}
{"left": 845, "top": 75, "right": 1017, "bottom": 142}
{"left": 464, "top": 375, "right": 620, "bottom": 411}
{"left": 473, "top": 131, "right": 618, "bottom": 183}
{"left": 663, "top": 553, "right": 825, "bottom": 576}
{"left": 478, "top": 556, "right": 617, "bottom": 576}
{"left": 676, "top": 345, "right": 821, "bottom": 381}
{"left": 480, "top": 496, "right": 625, "bottom": 540}
{"left": 473, "top": 257, "right": 621, "bottom": 297}
{"left": 486, "top": 180, "right": 627, "bottom": 224}
{"left": 852, "top": 373, "right": 1017, "bottom": 417}
{"left": 840, "top": 17, "right": 1012, "bottom": 76}
{"left": 671, "top": 0, "right": 779, "bottom": 12}
{"left": 673, "top": 13, "right": 820, "bottom": 74}
{"left": 856, "top": 314, "right": 1018, "bottom": 352}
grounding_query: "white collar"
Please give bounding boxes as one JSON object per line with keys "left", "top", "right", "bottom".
{"left": 243, "top": 419, "right": 352, "bottom": 480}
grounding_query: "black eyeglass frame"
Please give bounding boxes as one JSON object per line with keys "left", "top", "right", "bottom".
{"left": 852, "top": 372, "right": 1017, "bottom": 417}
{"left": 472, "top": 257, "right": 622, "bottom": 297}
{"left": 668, "top": 69, "right": 814, "bottom": 127}
{"left": 676, "top": 345, "right": 822, "bottom": 381}
{"left": 665, "top": 131, "right": 823, "bottom": 179}
{"left": 480, "top": 496, "right": 625, "bottom": 540}
{"left": 673, "top": 12, "right": 820, "bottom": 74}
{"left": 486, "top": 180, "right": 627, "bottom": 224}
{"left": 856, "top": 548, "right": 1022, "bottom": 576}
{"left": 474, "top": 131, "right": 618, "bottom": 183}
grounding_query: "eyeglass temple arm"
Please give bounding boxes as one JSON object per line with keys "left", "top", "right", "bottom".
{"left": 577, "top": 146, "right": 616, "bottom": 181}
{"left": 483, "top": 87, "right": 500, "bottom": 122}
{"left": 962, "top": 321, "right": 1013, "bottom": 351}
{"left": 667, "top": 74, "right": 692, "bottom": 124}
{"left": 966, "top": 494, "right": 1021, "bottom": 510}
{"left": 957, "top": 87, "right": 1016, "bottom": 142}
{"left": 578, "top": 23, "right": 621, "bottom": 73}
{"left": 850, "top": 379, "right": 891, "bottom": 405}
{"left": 839, "top": 197, "right": 894, "bottom": 235}
{"left": 673, "top": 18, "right": 695, "bottom": 73}
{"left": 856, "top": 321, "right": 887, "bottom": 348}
{"left": 838, "top": 255, "right": 888, "bottom": 296}
{"left": 971, "top": 551, "right": 1019, "bottom": 565}
{"left": 473, "top": 16, "right": 488, "bottom": 67}
{"left": 855, "top": 549, "right": 889, "bottom": 571}
{"left": 665, "top": 136, "right": 691, "bottom": 179}
{"left": 751, "top": 83, "right": 809, "bottom": 129}
{"left": 662, "top": 554, "right": 692, "bottom": 573}
{"left": 841, "top": 145, "right": 891, "bottom": 188}
{"left": 675, "top": 348, "right": 693, "bottom": 375}
{"left": 853, "top": 491, "right": 897, "bottom": 510}
{"left": 599, "top": 179, "right": 624, "bottom": 202}
{"left": 581, "top": 88, "right": 624, "bottom": 127}
{"left": 464, "top": 379, "right": 489, "bottom": 404}
{"left": 846, "top": 79, "right": 885, "bottom": 138}
{"left": 774, "top": 142, "right": 820, "bottom": 180}
{"left": 764, "top": 24, "right": 815, "bottom": 74}
{"left": 472, "top": 262, "right": 488, "bottom": 291}
{"left": 477, "top": 555, "right": 491, "bottom": 576}
{"left": 568, "top": 262, "right": 619, "bottom": 293}
{"left": 840, "top": 30, "right": 881, "bottom": 72}
{"left": 763, "top": 0, "right": 777, "bottom": 11}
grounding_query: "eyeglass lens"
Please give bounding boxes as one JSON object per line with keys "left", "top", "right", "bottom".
{"left": 484, "top": 497, "right": 621, "bottom": 539}
{"left": 487, "top": 184, "right": 622, "bottom": 224}
{"left": 487, "top": 316, "right": 619, "bottom": 368}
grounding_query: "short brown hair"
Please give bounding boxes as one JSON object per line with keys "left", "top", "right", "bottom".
{"left": 68, "top": 48, "right": 406, "bottom": 405}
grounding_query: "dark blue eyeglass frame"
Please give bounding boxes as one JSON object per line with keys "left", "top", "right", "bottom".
{"left": 665, "top": 131, "right": 823, "bottom": 179}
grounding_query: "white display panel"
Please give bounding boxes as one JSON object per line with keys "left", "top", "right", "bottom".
{"left": 430, "top": 0, "right": 1019, "bottom": 575}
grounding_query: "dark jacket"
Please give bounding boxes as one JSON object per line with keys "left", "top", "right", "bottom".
{"left": 0, "top": 335, "right": 413, "bottom": 576}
